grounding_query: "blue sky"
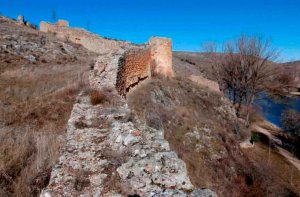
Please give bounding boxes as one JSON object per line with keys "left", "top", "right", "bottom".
{"left": 1, "top": 0, "right": 300, "bottom": 62}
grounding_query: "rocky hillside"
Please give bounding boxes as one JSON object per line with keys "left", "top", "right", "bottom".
{"left": 1, "top": 15, "right": 300, "bottom": 197}
{"left": 0, "top": 16, "right": 97, "bottom": 197}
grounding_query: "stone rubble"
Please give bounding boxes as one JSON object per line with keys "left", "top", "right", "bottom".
{"left": 40, "top": 22, "right": 218, "bottom": 197}
{"left": 40, "top": 89, "right": 218, "bottom": 196}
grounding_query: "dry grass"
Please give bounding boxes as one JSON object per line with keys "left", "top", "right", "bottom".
{"left": 243, "top": 142, "right": 300, "bottom": 195}
{"left": 0, "top": 60, "right": 93, "bottom": 196}
{"left": 89, "top": 89, "right": 109, "bottom": 105}
{"left": 127, "top": 77, "right": 300, "bottom": 197}
{"left": 0, "top": 16, "right": 98, "bottom": 196}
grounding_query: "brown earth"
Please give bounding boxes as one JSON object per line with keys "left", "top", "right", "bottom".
{"left": 1, "top": 14, "right": 300, "bottom": 197}
{"left": 0, "top": 16, "right": 97, "bottom": 197}
{"left": 128, "top": 56, "right": 300, "bottom": 196}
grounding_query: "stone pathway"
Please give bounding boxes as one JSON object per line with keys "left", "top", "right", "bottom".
{"left": 40, "top": 91, "right": 217, "bottom": 196}
{"left": 41, "top": 36, "right": 217, "bottom": 197}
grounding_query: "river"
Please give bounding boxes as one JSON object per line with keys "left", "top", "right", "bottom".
{"left": 254, "top": 93, "right": 300, "bottom": 127}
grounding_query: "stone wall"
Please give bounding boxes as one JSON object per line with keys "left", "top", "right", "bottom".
{"left": 40, "top": 20, "right": 174, "bottom": 96}
{"left": 150, "top": 37, "right": 174, "bottom": 77}
{"left": 40, "top": 20, "right": 217, "bottom": 197}
{"left": 56, "top": 19, "right": 69, "bottom": 27}
{"left": 40, "top": 20, "right": 136, "bottom": 54}
{"left": 114, "top": 38, "right": 173, "bottom": 96}
{"left": 116, "top": 48, "right": 151, "bottom": 96}
{"left": 90, "top": 37, "right": 173, "bottom": 97}
{"left": 189, "top": 75, "right": 220, "bottom": 92}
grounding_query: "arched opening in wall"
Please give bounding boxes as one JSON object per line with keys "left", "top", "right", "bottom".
{"left": 116, "top": 49, "right": 151, "bottom": 97}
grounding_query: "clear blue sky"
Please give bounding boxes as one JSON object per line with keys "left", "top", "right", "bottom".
{"left": 1, "top": 0, "right": 300, "bottom": 62}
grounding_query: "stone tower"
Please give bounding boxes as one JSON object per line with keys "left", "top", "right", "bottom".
{"left": 17, "top": 15, "right": 24, "bottom": 25}
{"left": 150, "top": 37, "right": 174, "bottom": 77}
{"left": 56, "top": 20, "right": 69, "bottom": 27}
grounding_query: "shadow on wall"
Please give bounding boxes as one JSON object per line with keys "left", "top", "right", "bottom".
{"left": 39, "top": 19, "right": 174, "bottom": 97}
{"left": 116, "top": 48, "right": 151, "bottom": 97}
{"left": 116, "top": 37, "right": 174, "bottom": 97}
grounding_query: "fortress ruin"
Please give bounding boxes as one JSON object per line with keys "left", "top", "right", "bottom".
{"left": 40, "top": 20, "right": 134, "bottom": 54}
{"left": 116, "top": 38, "right": 173, "bottom": 96}
{"left": 116, "top": 48, "right": 152, "bottom": 96}
{"left": 40, "top": 20, "right": 174, "bottom": 96}
{"left": 38, "top": 18, "right": 217, "bottom": 197}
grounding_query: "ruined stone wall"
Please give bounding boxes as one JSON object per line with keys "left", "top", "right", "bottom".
{"left": 114, "top": 38, "right": 174, "bottom": 96}
{"left": 90, "top": 37, "right": 173, "bottom": 97}
{"left": 116, "top": 48, "right": 151, "bottom": 96}
{"left": 150, "top": 37, "right": 174, "bottom": 77}
{"left": 40, "top": 20, "right": 217, "bottom": 196}
{"left": 189, "top": 75, "right": 220, "bottom": 92}
{"left": 56, "top": 19, "right": 69, "bottom": 27}
{"left": 40, "top": 21, "right": 136, "bottom": 54}
{"left": 40, "top": 20, "right": 174, "bottom": 96}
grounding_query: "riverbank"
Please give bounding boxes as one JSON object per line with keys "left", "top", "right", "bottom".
{"left": 245, "top": 118, "right": 300, "bottom": 172}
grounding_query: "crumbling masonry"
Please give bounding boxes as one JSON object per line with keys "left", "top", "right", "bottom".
{"left": 40, "top": 20, "right": 173, "bottom": 96}
{"left": 40, "top": 20, "right": 217, "bottom": 197}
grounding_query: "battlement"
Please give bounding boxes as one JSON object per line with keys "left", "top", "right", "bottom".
{"left": 116, "top": 48, "right": 152, "bottom": 96}
{"left": 150, "top": 37, "right": 174, "bottom": 77}
{"left": 115, "top": 37, "right": 173, "bottom": 96}
{"left": 56, "top": 19, "right": 69, "bottom": 27}
{"left": 40, "top": 20, "right": 134, "bottom": 54}
{"left": 91, "top": 37, "right": 174, "bottom": 97}
{"left": 40, "top": 20, "right": 174, "bottom": 96}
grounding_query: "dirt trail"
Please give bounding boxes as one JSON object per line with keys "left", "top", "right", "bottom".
{"left": 251, "top": 124, "right": 300, "bottom": 172}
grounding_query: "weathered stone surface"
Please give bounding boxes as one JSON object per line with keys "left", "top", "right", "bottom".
{"left": 40, "top": 22, "right": 216, "bottom": 197}
{"left": 189, "top": 189, "right": 218, "bottom": 197}
{"left": 116, "top": 48, "right": 151, "bottom": 96}
{"left": 40, "top": 20, "right": 138, "bottom": 54}
{"left": 39, "top": 21, "right": 175, "bottom": 96}
{"left": 117, "top": 151, "right": 194, "bottom": 195}
{"left": 40, "top": 90, "right": 215, "bottom": 196}
{"left": 17, "top": 15, "right": 24, "bottom": 25}
{"left": 150, "top": 37, "right": 174, "bottom": 77}
{"left": 89, "top": 53, "right": 124, "bottom": 90}
{"left": 57, "top": 20, "right": 69, "bottom": 27}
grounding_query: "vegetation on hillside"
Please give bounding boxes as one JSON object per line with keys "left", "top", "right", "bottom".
{"left": 0, "top": 17, "right": 96, "bottom": 197}
{"left": 204, "top": 35, "right": 296, "bottom": 126}
{"left": 128, "top": 77, "right": 300, "bottom": 197}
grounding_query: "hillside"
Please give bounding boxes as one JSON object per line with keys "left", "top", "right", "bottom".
{"left": 128, "top": 71, "right": 300, "bottom": 197}
{"left": 0, "top": 16, "right": 98, "bottom": 196}
{"left": 1, "top": 15, "right": 300, "bottom": 197}
{"left": 283, "top": 61, "right": 300, "bottom": 88}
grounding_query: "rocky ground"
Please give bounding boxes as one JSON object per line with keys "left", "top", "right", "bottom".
{"left": 40, "top": 42, "right": 217, "bottom": 196}
{"left": 128, "top": 72, "right": 300, "bottom": 196}
{"left": 0, "top": 16, "right": 97, "bottom": 196}
{"left": 41, "top": 89, "right": 216, "bottom": 196}
{"left": 1, "top": 15, "right": 300, "bottom": 197}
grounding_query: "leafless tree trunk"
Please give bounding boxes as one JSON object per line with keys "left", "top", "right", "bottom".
{"left": 204, "top": 35, "right": 279, "bottom": 126}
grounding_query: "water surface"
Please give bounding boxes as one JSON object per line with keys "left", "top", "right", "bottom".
{"left": 255, "top": 93, "right": 300, "bottom": 127}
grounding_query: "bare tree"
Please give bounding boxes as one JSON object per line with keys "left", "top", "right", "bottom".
{"left": 204, "top": 35, "right": 279, "bottom": 126}
{"left": 281, "top": 109, "right": 300, "bottom": 137}
{"left": 269, "top": 66, "right": 297, "bottom": 94}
